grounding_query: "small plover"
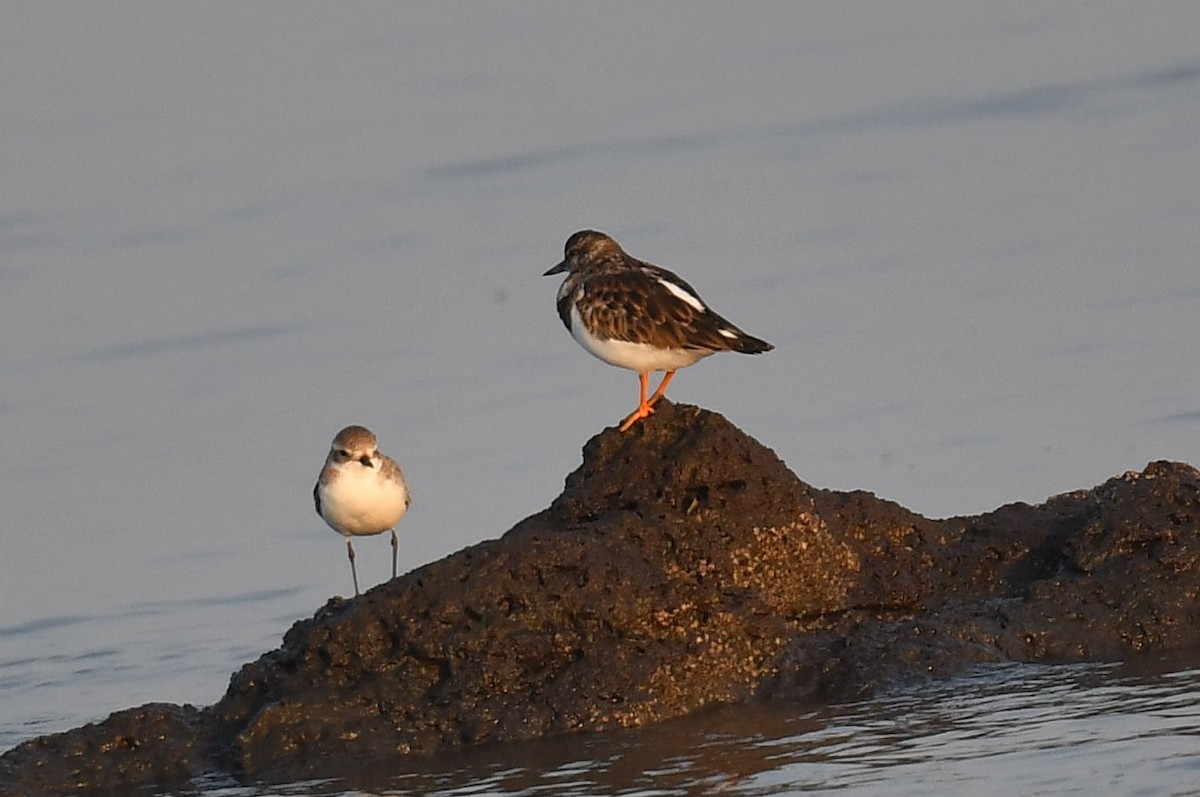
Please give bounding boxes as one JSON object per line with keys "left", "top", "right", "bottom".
{"left": 544, "top": 230, "right": 773, "bottom": 431}
{"left": 313, "top": 425, "right": 410, "bottom": 596}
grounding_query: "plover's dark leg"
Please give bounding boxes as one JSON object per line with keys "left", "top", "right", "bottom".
{"left": 346, "top": 538, "right": 360, "bottom": 596}
{"left": 647, "top": 370, "right": 677, "bottom": 407}
{"left": 390, "top": 528, "right": 398, "bottom": 579}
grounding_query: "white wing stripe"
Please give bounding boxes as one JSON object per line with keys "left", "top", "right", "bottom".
{"left": 657, "top": 278, "right": 706, "bottom": 312}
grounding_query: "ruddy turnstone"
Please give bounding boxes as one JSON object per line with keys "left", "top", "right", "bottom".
{"left": 314, "top": 425, "right": 410, "bottom": 596}
{"left": 544, "top": 230, "right": 773, "bottom": 431}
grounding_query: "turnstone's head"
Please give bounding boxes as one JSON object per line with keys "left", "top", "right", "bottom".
{"left": 327, "top": 424, "right": 381, "bottom": 468}
{"left": 543, "top": 230, "right": 625, "bottom": 276}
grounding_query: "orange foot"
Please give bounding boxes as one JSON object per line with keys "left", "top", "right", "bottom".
{"left": 618, "top": 371, "right": 677, "bottom": 432}
{"left": 619, "top": 401, "right": 654, "bottom": 432}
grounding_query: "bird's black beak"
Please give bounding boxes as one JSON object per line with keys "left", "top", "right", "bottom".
{"left": 359, "top": 456, "right": 374, "bottom": 467}
{"left": 543, "top": 260, "right": 567, "bottom": 276}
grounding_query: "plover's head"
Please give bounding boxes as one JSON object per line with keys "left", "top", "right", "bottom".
{"left": 543, "top": 230, "right": 624, "bottom": 276}
{"left": 328, "top": 425, "right": 380, "bottom": 468}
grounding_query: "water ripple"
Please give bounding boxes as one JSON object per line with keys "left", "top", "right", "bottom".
{"left": 80, "top": 323, "right": 302, "bottom": 364}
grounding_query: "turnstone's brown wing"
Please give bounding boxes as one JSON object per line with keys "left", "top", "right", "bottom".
{"left": 577, "top": 266, "right": 769, "bottom": 353}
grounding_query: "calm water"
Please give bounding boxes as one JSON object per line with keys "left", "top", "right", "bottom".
{"left": 2, "top": 3, "right": 1199, "bottom": 794}
{"left": 183, "top": 662, "right": 1200, "bottom": 796}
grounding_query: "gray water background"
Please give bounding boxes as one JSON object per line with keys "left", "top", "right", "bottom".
{"left": 1, "top": 3, "right": 1198, "bottom": 794}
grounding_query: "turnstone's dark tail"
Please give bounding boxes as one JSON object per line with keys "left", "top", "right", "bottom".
{"left": 729, "top": 330, "right": 773, "bottom": 355}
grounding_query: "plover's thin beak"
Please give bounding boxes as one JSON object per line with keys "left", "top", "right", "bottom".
{"left": 359, "top": 456, "right": 373, "bottom": 467}
{"left": 543, "top": 260, "right": 567, "bottom": 276}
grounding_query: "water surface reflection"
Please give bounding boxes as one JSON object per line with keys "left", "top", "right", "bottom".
{"left": 209, "top": 663, "right": 1200, "bottom": 797}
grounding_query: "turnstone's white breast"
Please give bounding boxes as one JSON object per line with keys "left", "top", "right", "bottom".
{"left": 544, "top": 230, "right": 773, "bottom": 431}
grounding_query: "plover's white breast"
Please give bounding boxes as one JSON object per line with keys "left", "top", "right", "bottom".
{"left": 317, "top": 462, "right": 409, "bottom": 537}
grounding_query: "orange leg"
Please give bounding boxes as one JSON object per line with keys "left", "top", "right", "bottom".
{"left": 647, "top": 370, "right": 676, "bottom": 407}
{"left": 619, "top": 372, "right": 655, "bottom": 431}
{"left": 619, "top": 371, "right": 678, "bottom": 431}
